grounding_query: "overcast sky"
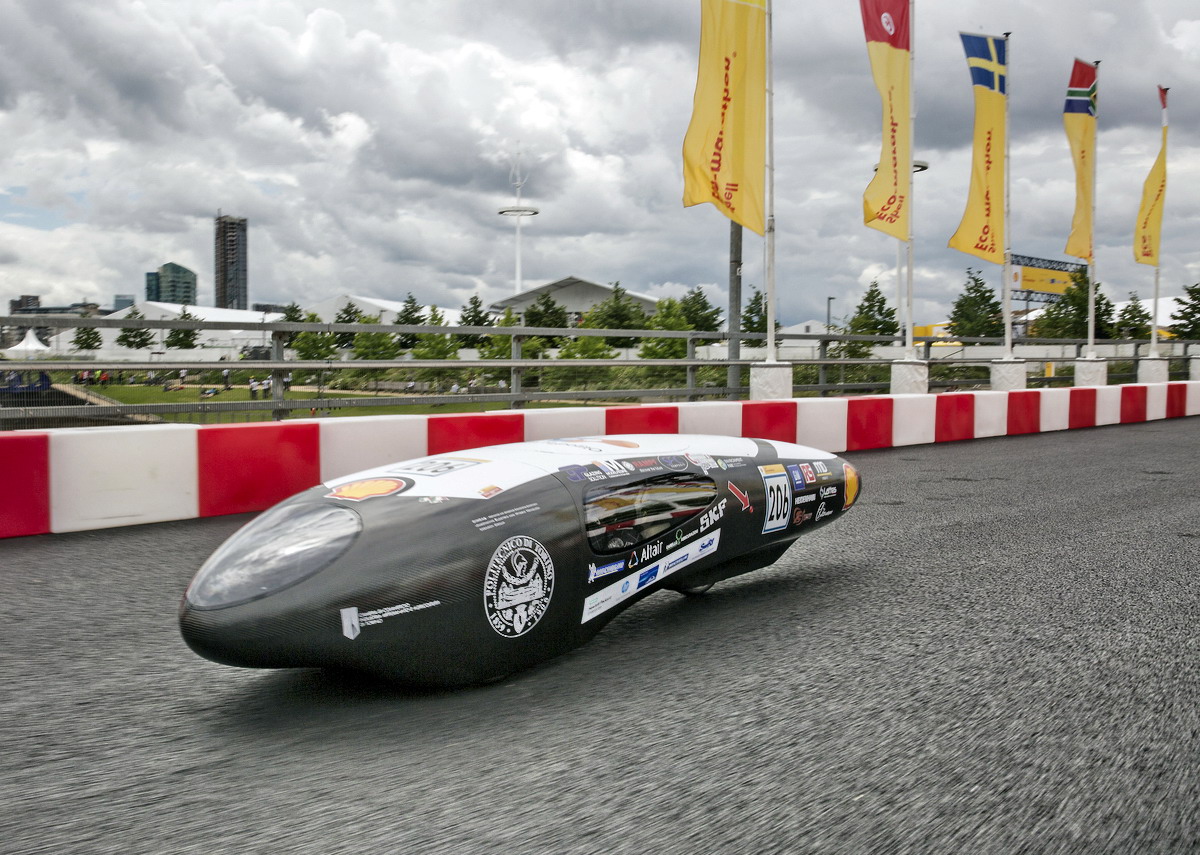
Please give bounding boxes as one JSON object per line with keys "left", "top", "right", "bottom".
{"left": 2, "top": 0, "right": 1199, "bottom": 326}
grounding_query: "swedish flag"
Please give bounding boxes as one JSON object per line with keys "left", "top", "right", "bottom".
{"left": 961, "top": 34, "right": 1006, "bottom": 94}
{"left": 948, "top": 32, "right": 1007, "bottom": 264}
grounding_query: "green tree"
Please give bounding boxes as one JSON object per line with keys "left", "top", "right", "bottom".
{"left": 165, "top": 307, "right": 201, "bottom": 349}
{"left": 585, "top": 283, "right": 648, "bottom": 347}
{"left": 946, "top": 269, "right": 1003, "bottom": 339}
{"left": 638, "top": 298, "right": 693, "bottom": 388}
{"left": 456, "top": 294, "right": 494, "bottom": 347}
{"left": 71, "top": 326, "right": 102, "bottom": 351}
{"left": 333, "top": 301, "right": 364, "bottom": 349}
{"left": 410, "top": 306, "right": 460, "bottom": 360}
{"left": 542, "top": 328, "right": 616, "bottom": 392}
{"left": 1114, "top": 292, "right": 1152, "bottom": 339}
{"left": 679, "top": 287, "right": 722, "bottom": 342}
{"left": 394, "top": 293, "right": 426, "bottom": 348}
{"left": 741, "top": 287, "right": 780, "bottom": 348}
{"left": 291, "top": 312, "right": 338, "bottom": 360}
{"left": 115, "top": 308, "right": 155, "bottom": 350}
{"left": 351, "top": 313, "right": 401, "bottom": 393}
{"left": 834, "top": 281, "right": 899, "bottom": 361}
{"left": 1030, "top": 271, "right": 1114, "bottom": 339}
{"left": 1169, "top": 283, "right": 1200, "bottom": 339}
{"left": 353, "top": 314, "right": 401, "bottom": 360}
{"left": 479, "top": 308, "right": 548, "bottom": 360}
{"left": 279, "top": 302, "right": 305, "bottom": 345}
{"left": 409, "top": 306, "right": 462, "bottom": 388}
{"left": 524, "top": 291, "right": 570, "bottom": 342}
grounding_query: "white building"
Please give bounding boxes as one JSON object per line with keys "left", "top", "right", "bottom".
{"left": 49, "top": 302, "right": 283, "bottom": 362}
{"left": 305, "top": 295, "right": 462, "bottom": 326}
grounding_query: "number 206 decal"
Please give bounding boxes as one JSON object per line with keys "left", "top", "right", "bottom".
{"left": 758, "top": 465, "right": 791, "bottom": 534}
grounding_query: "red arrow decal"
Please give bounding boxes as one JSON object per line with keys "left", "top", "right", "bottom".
{"left": 727, "top": 481, "right": 752, "bottom": 512}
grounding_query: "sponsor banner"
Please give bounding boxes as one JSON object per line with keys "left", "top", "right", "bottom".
{"left": 582, "top": 530, "right": 722, "bottom": 623}
{"left": 588, "top": 558, "right": 627, "bottom": 583}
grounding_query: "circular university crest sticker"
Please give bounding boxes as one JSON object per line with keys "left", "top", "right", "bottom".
{"left": 483, "top": 536, "right": 555, "bottom": 637}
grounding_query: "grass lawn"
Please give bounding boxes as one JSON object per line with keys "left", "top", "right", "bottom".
{"left": 89, "top": 382, "right": 609, "bottom": 420}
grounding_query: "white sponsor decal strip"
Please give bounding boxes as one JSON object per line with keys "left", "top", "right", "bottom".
{"left": 581, "top": 529, "right": 721, "bottom": 623}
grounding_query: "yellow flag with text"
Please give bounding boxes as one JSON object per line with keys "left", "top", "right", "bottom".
{"left": 859, "top": 0, "right": 912, "bottom": 240}
{"left": 682, "top": 0, "right": 766, "bottom": 235}
{"left": 948, "top": 33, "right": 1006, "bottom": 264}
{"left": 1134, "top": 86, "right": 1168, "bottom": 266}
{"left": 1063, "top": 59, "right": 1098, "bottom": 261}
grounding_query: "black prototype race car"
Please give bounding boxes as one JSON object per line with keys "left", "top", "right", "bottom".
{"left": 180, "top": 435, "right": 862, "bottom": 686}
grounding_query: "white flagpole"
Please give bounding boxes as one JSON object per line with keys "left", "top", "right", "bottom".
{"left": 1001, "top": 33, "right": 1013, "bottom": 357}
{"left": 1086, "top": 60, "right": 1100, "bottom": 360}
{"left": 764, "top": 0, "right": 777, "bottom": 362}
{"left": 904, "top": 0, "right": 915, "bottom": 360}
{"left": 1150, "top": 87, "right": 1168, "bottom": 358}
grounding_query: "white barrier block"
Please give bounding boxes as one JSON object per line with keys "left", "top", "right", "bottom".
{"left": 318, "top": 415, "right": 429, "bottom": 481}
{"left": 677, "top": 401, "right": 744, "bottom": 437}
{"left": 1146, "top": 383, "right": 1167, "bottom": 421}
{"left": 1186, "top": 382, "right": 1200, "bottom": 416}
{"left": 49, "top": 425, "right": 199, "bottom": 533}
{"left": 522, "top": 407, "right": 606, "bottom": 441}
{"left": 1039, "top": 388, "right": 1072, "bottom": 432}
{"left": 973, "top": 391, "right": 1009, "bottom": 438}
{"left": 795, "top": 398, "right": 849, "bottom": 452}
{"left": 1095, "top": 386, "right": 1122, "bottom": 426}
{"left": 890, "top": 394, "right": 936, "bottom": 446}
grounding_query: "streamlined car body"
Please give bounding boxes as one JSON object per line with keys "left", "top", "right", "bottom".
{"left": 180, "top": 435, "right": 861, "bottom": 686}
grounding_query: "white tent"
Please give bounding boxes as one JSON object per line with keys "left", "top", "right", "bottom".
{"left": 3, "top": 328, "right": 51, "bottom": 359}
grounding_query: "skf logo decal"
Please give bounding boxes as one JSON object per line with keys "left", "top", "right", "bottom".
{"left": 326, "top": 477, "right": 411, "bottom": 501}
{"left": 698, "top": 498, "right": 728, "bottom": 532}
{"left": 727, "top": 482, "right": 752, "bottom": 512}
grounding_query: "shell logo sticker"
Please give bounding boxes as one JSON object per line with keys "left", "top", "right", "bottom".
{"left": 842, "top": 464, "right": 861, "bottom": 510}
{"left": 326, "top": 477, "right": 412, "bottom": 502}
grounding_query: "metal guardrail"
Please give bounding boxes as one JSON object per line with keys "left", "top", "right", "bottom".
{"left": 2, "top": 314, "right": 1196, "bottom": 428}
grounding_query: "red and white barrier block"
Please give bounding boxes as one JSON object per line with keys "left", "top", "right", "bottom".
{"left": 2, "top": 381, "right": 1197, "bottom": 539}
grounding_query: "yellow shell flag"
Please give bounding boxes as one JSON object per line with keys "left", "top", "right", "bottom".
{"left": 1134, "top": 87, "right": 1168, "bottom": 266}
{"left": 859, "top": 0, "right": 912, "bottom": 241}
{"left": 682, "top": 0, "right": 766, "bottom": 236}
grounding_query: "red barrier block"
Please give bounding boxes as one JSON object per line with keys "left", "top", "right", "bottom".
{"left": 1166, "top": 383, "right": 1187, "bottom": 419}
{"left": 1120, "top": 385, "right": 1148, "bottom": 424}
{"left": 198, "top": 423, "right": 321, "bottom": 517}
{"left": 846, "top": 397, "right": 894, "bottom": 451}
{"left": 0, "top": 433, "right": 50, "bottom": 538}
{"left": 605, "top": 406, "right": 679, "bottom": 435}
{"left": 1068, "top": 388, "right": 1097, "bottom": 429}
{"left": 427, "top": 412, "right": 525, "bottom": 455}
{"left": 935, "top": 393, "right": 975, "bottom": 443}
{"left": 740, "top": 401, "right": 797, "bottom": 442}
{"left": 1007, "top": 390, "right": 1041, "bottom": 436}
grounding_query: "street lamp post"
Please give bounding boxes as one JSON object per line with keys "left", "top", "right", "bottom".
{"left": 499, "top": 154, "right": 538, "bottom": 295}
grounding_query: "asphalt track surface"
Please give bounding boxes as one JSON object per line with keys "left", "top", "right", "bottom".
{"left": 2, "top": 420, "right": 1198, "bottom": 855}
